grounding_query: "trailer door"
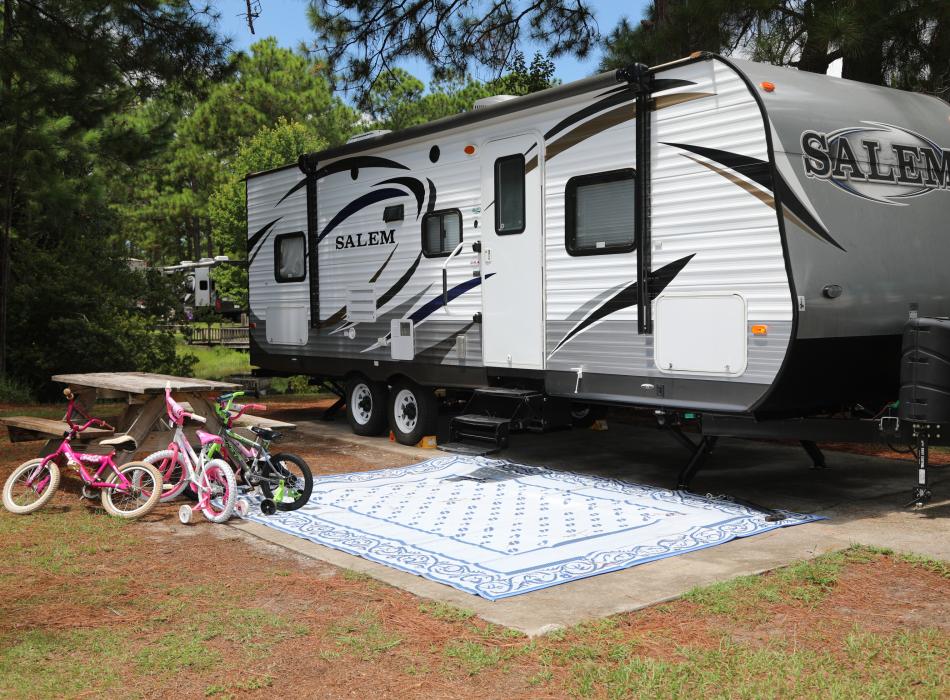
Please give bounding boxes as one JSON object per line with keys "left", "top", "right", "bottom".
{"left": 480, "top": 134, "right": 544, "bottom": 369}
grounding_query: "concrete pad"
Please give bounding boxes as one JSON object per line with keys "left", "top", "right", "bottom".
{"left": 232, "top": 417, "right": 948, "bottom": 636}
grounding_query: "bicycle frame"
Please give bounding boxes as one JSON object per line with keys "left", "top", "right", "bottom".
{"left": 37, "top": 395, "right": 132, "bottom": 493}
{"left": 163, "top": 421, "right": 221, "bottom": 513}
{"left": 43, "top": 438, "right": 130, "bottom": 491}
{"left": 211, "top": 392, "right": 267, "bottom": 470}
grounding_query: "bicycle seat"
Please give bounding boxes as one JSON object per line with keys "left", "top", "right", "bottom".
{"left": 250, "top": 425, "right": 281, "bottom": 442}
{"left": 100, "top": 434, "right": 138, "bottom": 451}
{"left": 196, "top": 430, "right": 223, "bottom": 446}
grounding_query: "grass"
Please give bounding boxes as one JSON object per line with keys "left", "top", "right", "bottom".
{"left": 177, "top": 341, "right": 250, "bottom": 380}
{"left": 565, "top": 631, "right": 950, "bottom": 699}
{"left": 682, "top": 545, "right": 879, "bottom": 618}
{"left": 328, "top": 610, "right": 402, "bottom": 660}
{"left": 418, "top": 601, "right": 475, "bottom": 623}
{"left": 0, "top": 629, "right": 130, "bottom": 698}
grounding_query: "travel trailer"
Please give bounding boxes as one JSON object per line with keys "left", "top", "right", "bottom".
{"left": 245, "top": 52, "right": 950, "bottom": 500}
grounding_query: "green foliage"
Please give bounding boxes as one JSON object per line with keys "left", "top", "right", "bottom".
{"left": 306, "top": 0, "right": 595, "bottom": 98}
{"left": 207, "top": 117, "right": 329, "bottom": 306}
{"left": 600, "top": 1, "right": 950, "bottom": 96}
{"left": 0, "top": 375, "right": 33, "bottom": 403}
{"left": 177, "top": 341, "right": 248, "bottom": 381}
{"left": 365, "top": 52, "right": 559, "bottom": 132}
{"left": 288, "top": 375, "right": 312, "bottom": 394}
{"left": 9, "top": 233, "right": 194, "bottom": 398}
{"left": 0, "top": 0, "right": 227, "bottom": 393}
{"left": 120, "top": 39, "right": 354, "bottom": 273}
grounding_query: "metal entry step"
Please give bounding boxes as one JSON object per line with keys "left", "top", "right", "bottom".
{"left": 438, "top": 386, "right": 572, "bottom": 455}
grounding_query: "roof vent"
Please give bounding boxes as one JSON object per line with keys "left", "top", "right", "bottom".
{"left": 346, "top": 129, "right": 392, "bottom": 144}
{"left": 473, "top": 95, "right": 517, "bottom": 110}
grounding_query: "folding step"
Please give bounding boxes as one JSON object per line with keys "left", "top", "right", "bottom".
{"left": 437, "top": 386, "right": 570, "bottom": 455}
{"left": 472, "top": 387, "right": 540, "bottom": 398}
{"left": 437, "top": 441, "right": 501, "bottom": 456}
{"left": 451, "top": 414, "right": 511, "bottom": 444}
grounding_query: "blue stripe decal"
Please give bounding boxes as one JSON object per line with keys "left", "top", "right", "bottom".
{"left": 409, "top": 273, "right": 494, "bottom": 324}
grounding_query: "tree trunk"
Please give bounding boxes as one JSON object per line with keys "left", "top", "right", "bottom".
{"left": 0, "top": 0, "right": 16, "bottom": 377}
{"left": 796, "top": 0, "right": 833, "bottom": 74}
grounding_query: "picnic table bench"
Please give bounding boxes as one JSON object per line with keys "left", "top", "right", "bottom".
{"left": 4, "top": 372, "right": 295, "bottom": 463}
{"left": 0, "top": 416, "right": 114, "bottom": 443}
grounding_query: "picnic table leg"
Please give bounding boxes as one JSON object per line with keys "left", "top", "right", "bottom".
{"left": 111, "top": 394, "right": 168, "bottom": 464}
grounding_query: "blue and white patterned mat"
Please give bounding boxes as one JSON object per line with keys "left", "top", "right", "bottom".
{"left": 240, "top": 455, "right": 823, "bottom": 600}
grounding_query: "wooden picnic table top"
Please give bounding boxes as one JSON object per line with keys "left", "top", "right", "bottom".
{"left": 52, "top": 372, "right": 239, "bottom": 395}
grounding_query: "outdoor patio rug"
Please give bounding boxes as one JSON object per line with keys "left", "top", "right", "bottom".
{"left": 239, "top": 455, "right": 823, "bottom": 600}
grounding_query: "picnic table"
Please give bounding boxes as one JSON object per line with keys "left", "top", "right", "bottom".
{"left": 1, "top": 372, "right": 296, "bottom": 463}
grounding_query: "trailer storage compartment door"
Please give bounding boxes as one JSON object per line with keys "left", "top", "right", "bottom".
{"left": 654, "top": 293, "right": 747, "bottom": 376}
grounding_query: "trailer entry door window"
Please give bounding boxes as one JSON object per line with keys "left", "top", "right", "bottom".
{"left": 566, "top": 169, "right": 636, "bottom": 256}
{"left": 422, "top": 209, "right": 462, "bottom": 257}
{"left": 494, "top": 154, "right": 525, "bottom": 234}
{"left": 274, "top": 232, "right": 307, "bottom": 283}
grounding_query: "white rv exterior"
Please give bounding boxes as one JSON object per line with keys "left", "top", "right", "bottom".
{"left": 247, "top": 53, "right": 950, "bottom": 438}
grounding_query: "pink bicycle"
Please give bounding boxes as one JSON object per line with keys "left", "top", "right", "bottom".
{"left": 2, "top": 389, "right": 163, "bottom": 519}
{"left": 140, "top": 384, "right": 239, "bottom": 524}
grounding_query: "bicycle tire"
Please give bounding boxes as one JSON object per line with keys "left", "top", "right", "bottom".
{"left": 101, "top": 461, "right": 164, "bottom": 519}
{"left": 2, "top": 458, "right": 60, "bottom": 514}
{"left": 200, "top": 458, "right": 237, "bottom": 523}
{"left": 142, "top": 449, "right": 189, "bottom": 502}
{"left": 259, "top": 452, "right": 313, "bottom": 511}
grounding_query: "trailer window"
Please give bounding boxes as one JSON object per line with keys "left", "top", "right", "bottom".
{"left": 422, "top": 209, "right": 463, "bottom": 257}
{"left": 565, "top": 169, "right": 636, "bottom": 256}
{"left": 274, "top": 232, "right": 307, "bottom": 283}
{"left": 494, "top": 154, "right": 525, "bottom": 234}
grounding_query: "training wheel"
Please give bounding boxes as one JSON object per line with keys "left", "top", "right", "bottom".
{"left": 260, "top": 498, "right": 277, "bottom": 516}
{"left": 235, "top": 498, "right": 251, "bottom": 518}
{"left": 178, "top": 505, "right": 193, "bottom": 524}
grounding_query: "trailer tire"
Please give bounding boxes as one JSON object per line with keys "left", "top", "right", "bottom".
{"left": 570, "top": 403, "right": 607, "bottom": 429}
{"left": 346, "top": 376, "right": 388, "bottom": 436}
{"left": 388, "top": 379, "right": 437, "bottom": 446}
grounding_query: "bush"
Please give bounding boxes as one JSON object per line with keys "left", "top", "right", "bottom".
{"left": 288, "top": 375, "right": 311, "bottom": 394}
{"left": 8, "top": 237, "right": 192, "bottom": 400}
{"left": 0, "top": 376, "right": 35, "bottom": 404}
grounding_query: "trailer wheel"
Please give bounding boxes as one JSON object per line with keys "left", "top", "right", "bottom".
{"left": 570, "top": 403, "right": 607, "bottom": 429}
{"left": 388, "top": 379, "right": 437, "bottom": 446}
{"left": 346, "top": 376, "right": 388, "bottom": 436}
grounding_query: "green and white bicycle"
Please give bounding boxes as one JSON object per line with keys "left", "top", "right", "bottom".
{"left": 211, "top": 391, "right": 313, "bottom": 515}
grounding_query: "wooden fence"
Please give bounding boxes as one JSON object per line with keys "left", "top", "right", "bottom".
{"left": 175, "top": 325, "right": 250, "bottom": 350}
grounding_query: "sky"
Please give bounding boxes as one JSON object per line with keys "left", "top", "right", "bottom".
{"left": 213, "top": 0, "right": 652, "bottom": 85}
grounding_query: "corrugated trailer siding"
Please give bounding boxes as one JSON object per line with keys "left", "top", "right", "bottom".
{"left": 247, "top": 167, "right": 309, "bottom": 324}
{"left": 249, "top": 57, "right": 793, "bottom": 400}
{"left": 545, "top": 59, "right": 792, "bottom": 384}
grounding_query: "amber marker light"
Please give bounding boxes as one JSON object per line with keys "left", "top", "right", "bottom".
{"left": 464, "top": 144, "right": 476, "bottom": 155}
{"left": 760, "top": 81, "right": 776, "bottom": 92}
{"left": 751, "top": 324, "right": 768, "bottom": 336}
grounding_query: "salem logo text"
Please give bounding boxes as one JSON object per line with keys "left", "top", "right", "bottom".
{"left": 335, "top": 229, "right": 395, "bottom": 249}
{"left": 800, "top": 122, "right": 949, "bottom": 205}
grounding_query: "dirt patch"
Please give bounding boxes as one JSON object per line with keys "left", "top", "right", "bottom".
{"left": 1, "top": 406, "right": 949, "bottom": 698}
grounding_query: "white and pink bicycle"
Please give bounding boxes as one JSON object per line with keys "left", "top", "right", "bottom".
{"left": 140, "top": 384, "right": 245, "bottom": 524}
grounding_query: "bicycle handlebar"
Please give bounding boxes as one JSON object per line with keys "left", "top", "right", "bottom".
{"left": 164, "top": 382, "right": 205, "bottom": 425}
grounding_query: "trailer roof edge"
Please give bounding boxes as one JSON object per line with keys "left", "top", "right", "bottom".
{"left": 244, "top": 54, "right": 727, "bottom": 181}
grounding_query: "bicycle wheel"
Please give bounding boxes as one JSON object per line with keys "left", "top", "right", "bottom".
{"left": 2, "top": 458, "right": 61, "bottom": 514}
{"left": 101, "top": 461, "right": 163, "bottom": 519}
{"left": 259, "top": 453, "right": 313, "bottom": 511}
{"left": 142, "top": 449, "right": 189, "bottom": 502}
{"left": 200, "top": 458, "right": 236, "bottom": 523}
